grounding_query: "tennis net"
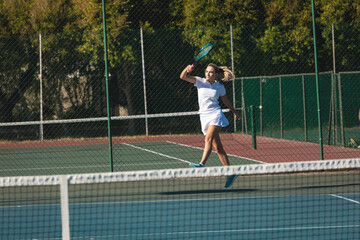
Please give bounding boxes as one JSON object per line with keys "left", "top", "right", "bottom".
{"left": 1, "top": 159, "right": 360, "bottom": 239}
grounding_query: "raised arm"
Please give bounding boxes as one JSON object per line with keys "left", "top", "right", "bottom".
{"left": 221, "top": 94, "right": 241, "bottom": 120}
{"left": 180, "top": 65, "right": 196, "bottom": 84}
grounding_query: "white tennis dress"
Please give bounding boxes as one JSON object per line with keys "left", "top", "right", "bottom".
{"left": 195, "top": 77, "right": 229, "bottom": 135}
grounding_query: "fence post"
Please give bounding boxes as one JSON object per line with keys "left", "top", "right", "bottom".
{"left": 332, "top": 23, "right": 336, "bottom": 74}
{"left": 140, "top": 28, "right": 149, "bottom": 136}
{"left": 259, "top": 78, "right": 263, "bottom": 136}
{"left": 250, "top": 105, "right": 257, "bottom": 149}
{"left": 302, "top": 75, "right": 308, "bottom": 141}
{"left": 39, "top": 33, "right": 44, "bottom": 142}
{"left": 229, "top": 25, "right": 237, "bottom": 132}
{"left": 331, "top": 23, "right": 337, "bottom": 145}
{"left": 311, "top": 0, "right": 324, "bottom": 160}
{"left": 327, "top": 73, "right": 337, "bottom": 145}
{"left": 337, "top": 73, "right": 345, "bottom": 146}
{"left": 279, "top": 77, "right": 283, "bottom": 139}
{"left": 101, "top": 0, "right": 113, "bottom": 171}
{"left": 241, "top": 78, "right": 247, "bottom": 134}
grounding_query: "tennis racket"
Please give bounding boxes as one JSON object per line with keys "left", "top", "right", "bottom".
{"left": 187, "top": 43, "right": 215, "bottom": 72}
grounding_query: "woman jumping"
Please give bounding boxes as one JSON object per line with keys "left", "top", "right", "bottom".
{"left": 180, "top": 63, "right": 241, "bottom": 188}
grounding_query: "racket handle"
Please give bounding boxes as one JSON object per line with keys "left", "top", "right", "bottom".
{"left": 186, "top": 64, "right": 195, "bottom": 73}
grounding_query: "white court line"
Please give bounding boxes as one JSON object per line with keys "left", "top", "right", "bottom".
{"left": 330, "top": 194, "right": 360, "bottom": 205}
{"left": 122, "top": 142, "right": 191, "bottom": 164}
{"left": 0, "top": 165, "right": 108, "bottom": 172}
{"left": 166, "top": 141, "right": 265, "bottom": 164}
{"left": 12, "top": 224, "right": 360, "bottom": 240}
{"left": 71, "top": 224, "right": 360, "bottom": 239}
{"left": 115, "top": 161, "right": 184, "bottom": 167}
{"left": 5, "top": 225, "right": 360, "bottom": 240}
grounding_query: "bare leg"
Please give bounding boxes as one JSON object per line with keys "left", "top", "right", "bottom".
{"left": 215, "top": 133, "right": 237, "bottom": 188}
{"left": 199, "top": 125, "right": 222, "bottom": 165}
{"left": 198, "top": 125, "right": 236, "bottom": 187}
{"left": 212, "top": 132, "right": 230, "bottom": 166}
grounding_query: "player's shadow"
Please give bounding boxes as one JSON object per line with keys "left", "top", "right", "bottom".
{"left": 159, "top": 183, "right": 359, "bottom": 195}
{"left": 159, "top": 189, "right": 255, "bottom": 195}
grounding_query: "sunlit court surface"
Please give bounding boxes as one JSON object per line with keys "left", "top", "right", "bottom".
{"left": 1, "top": 159, "right": 360, "bottom": 239}
{"left": 1, "top": 133, "right": 360, "bottom": 176}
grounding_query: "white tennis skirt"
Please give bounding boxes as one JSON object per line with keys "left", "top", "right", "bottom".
{"left": 200, "top": 109, "right": 229, "bottom": 136}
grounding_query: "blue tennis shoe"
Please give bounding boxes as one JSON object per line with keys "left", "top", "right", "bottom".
{"left": 189, "top": 163, "right": 204, "bottom": 168}
{"left": 225, "top": 175, "right": 237, "bottom": 188}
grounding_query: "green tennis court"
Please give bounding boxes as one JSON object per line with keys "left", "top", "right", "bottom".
{"left": 0, "top": 140, "right": 260, "bottom": 177}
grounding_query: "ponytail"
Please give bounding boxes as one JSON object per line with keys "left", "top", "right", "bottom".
{"left": 208, "top": 63, "right": 235, "bottom": 81}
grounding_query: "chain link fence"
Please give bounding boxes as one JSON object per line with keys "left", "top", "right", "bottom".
{"left": 1, "top": 17, "right": 360, "bottom": 175}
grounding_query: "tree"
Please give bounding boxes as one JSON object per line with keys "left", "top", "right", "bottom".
{"left": 0, "top": 0, "right": 38, "bottom": 122}
{"left": 318, "top": 0, "right": 360, "bottom": 72}
{"left": 170, "top": 0, "right": 266, "bottom": 76}
{"left": 1, "top": 0, "right": 359, "bottom": 126}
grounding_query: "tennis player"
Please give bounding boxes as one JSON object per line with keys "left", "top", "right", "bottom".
{"left": 180, "top": 63, "right": 241, "bottom": 188}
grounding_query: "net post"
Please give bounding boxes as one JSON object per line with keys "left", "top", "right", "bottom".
{"left": 250, "top": 105, "right": 257, "bottom": 149}
{"left": 60, "top": 175, "right": 70, "bottom": 240}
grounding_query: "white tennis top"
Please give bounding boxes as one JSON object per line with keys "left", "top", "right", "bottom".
{"left": 194, "top": 77, "right": 226, "bottom": 114}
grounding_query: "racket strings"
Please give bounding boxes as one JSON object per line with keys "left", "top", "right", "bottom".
{"left": 196, "top": 44, "right": 214, "bottom": 59}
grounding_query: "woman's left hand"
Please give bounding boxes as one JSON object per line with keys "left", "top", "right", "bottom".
{"left": 234, "top": 112, "right": 241, "bottom": 121}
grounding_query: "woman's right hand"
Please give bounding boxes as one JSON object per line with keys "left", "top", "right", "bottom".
{"left": 186, "top": 65, "right": 194, "bottom": 73}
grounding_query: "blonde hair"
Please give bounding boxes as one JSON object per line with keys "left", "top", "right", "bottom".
{"left": 207, "top": 63, "right": 235, "bottom": 81}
